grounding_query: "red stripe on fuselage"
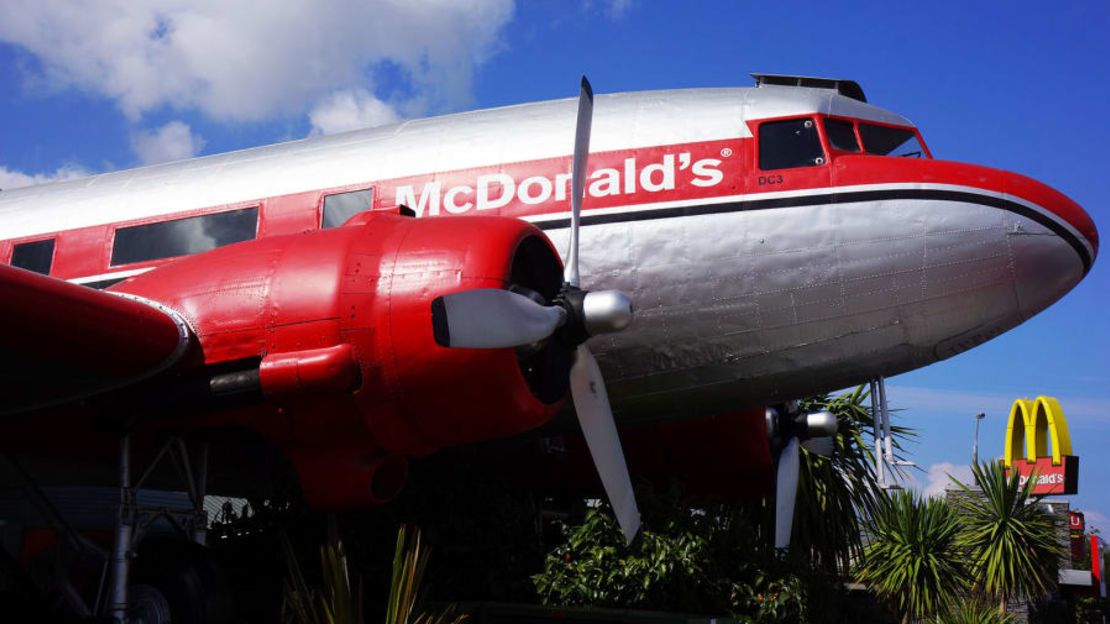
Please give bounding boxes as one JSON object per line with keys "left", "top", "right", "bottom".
{"left": 3, "top": 137, "right": 1097, "bottom": 281}
{"left": 829, "top": 154, "right": 1097, "bottom": 256}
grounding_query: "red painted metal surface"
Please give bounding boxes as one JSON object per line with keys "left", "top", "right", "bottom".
{"left": 1092, "top": 536, "right": 1104, "bottom": 595}
{"left": 621, "top": 407, "right": 773, "bottom": 498}
{"left": 831, "top": 154, "right": 1097, "bottom": 254}
{"left": 259, "top": 344, "right": 360, "bottom": 400}
{"left": 473, "top": 407, "right": 773, "bottom": 499}
{"left": 108, "top": 212, "right": 563, "bottom": 507}
{"left": 0, "top": 263, "right": 185, "bottom": 412}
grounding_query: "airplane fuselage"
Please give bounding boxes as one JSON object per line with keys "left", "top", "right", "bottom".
{"left": 0, "top": 84, "right": 1098, "bottom": 427}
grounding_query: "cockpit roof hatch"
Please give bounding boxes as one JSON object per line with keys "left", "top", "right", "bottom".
{"left": 751, "top": 73, "right": 867, "bottom": 103}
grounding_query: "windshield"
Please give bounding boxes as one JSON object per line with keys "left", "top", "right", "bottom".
{"left": 859, "top": 123, "right": 926, "bottom": 158}
{"left": 759, "top": 118, "right": 826, "bottom": 169}
{"left": 824, "top": 118, "right": 860, "bottom": 152}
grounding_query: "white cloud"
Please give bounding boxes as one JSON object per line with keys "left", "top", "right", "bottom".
{"left": 131, "top": 120, "right": 205, "bottom": 165}
{"left": 906, "top": 462, "right": 975, "bottom": 498}
{"left": 308, "top": 88, "right": 400, "bottom": 136}
{"left": 0, "top": 165, "right": 88, "bottom": 190}
{"left": 0, "top": 0, "right": 515, "bottom": 122}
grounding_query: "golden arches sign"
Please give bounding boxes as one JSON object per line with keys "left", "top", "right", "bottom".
{"left": 1003, "top": 396, "right": 1073, "bottom": 468}
{"left": 1003, "top": 395, "right": 1079, "bottom": 495}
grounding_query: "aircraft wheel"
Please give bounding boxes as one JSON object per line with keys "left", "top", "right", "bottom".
{"left": 131, "top": 536, "right": 234, "bottom": 624}
{"left": 129, "top": 584, "right": 172, "bottom": 624}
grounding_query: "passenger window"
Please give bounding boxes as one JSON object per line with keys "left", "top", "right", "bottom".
{"left": 860, "top": 124, "right": 925, "bottom": 158}
{"left": 322, "top": 188, "right": 373, "bottom": 229}
{"left": 759, "top": 118, "right": 826, "bottom": 170}
{"left": 825, "top": 119, "right": 860, "bottom": 152}
{"left": 111, "top": 207, "right": 259, "bottom": 265}
{"left": 11, "top": 239, "right": 55, "bottom": 275}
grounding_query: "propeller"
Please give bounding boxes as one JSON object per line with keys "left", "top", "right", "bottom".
{"left": 565, "top": 76, "right": 592, "bottom": 288}
{"left": 767, "top": 407, "right": 838, "bottom": 551}
{"left": 430, "top": 77, "right": 642, "bottom": 544}
{"left": 774, "top": 437, "right": 801, "bottom": 550}
{"left": 431, "top": 289, "right": 565, "bottom": 349}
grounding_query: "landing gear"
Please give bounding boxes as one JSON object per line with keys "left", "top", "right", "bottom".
{"left": 2, "top": 434, "right": 229, "bottom": 622}
{"left": 869, "top": 376, "right": 914, "bottom": 489}
{"left": 129, "top": 537, "right": 232, "bottom": 624}
{"left": 108, "top": 435, "right": 228, "bottom": 624}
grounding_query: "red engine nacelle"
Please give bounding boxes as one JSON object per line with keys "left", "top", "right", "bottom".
{"left": 114, "top": 212, "right": 565, "bottom": 508}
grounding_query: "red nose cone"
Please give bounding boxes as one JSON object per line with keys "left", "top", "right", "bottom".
{"left": 1004, "top": 171, "right": 1098, "bottom": 266}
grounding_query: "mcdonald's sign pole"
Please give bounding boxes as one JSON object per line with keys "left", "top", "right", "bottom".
{"left": 1003, "top": 396, "right": 1079, "bottom": 495}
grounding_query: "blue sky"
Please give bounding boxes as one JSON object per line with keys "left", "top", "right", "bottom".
{"left": 1, "top": 1, "right": 1107, "bottom": 530}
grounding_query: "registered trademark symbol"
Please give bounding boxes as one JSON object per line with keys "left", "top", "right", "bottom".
{"left": 720, "top": 147, "right": 733, "bottom": 157}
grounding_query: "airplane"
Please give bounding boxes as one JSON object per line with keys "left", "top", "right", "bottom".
{"left": 0, "top": 74, "right": 1097, "bottom": 621}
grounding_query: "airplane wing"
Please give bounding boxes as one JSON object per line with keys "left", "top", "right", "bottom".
{"left": 0, "top": 264, "right": 191, "bottom": 415}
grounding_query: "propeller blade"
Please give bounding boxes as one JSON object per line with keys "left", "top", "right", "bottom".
{"left": 774, "top": 436, "right": 801, "bottom": 550}
{"left": 801, "top": 436, "right": 835, "bottom": 457}
{"left": 431, "top": 289, "right": 565, "bottom": 349}
{"left": 569, "top": 344, "right": 639, "bottom": 544}
{"left": 564, "top": 76, "right": 594, "bottom": 288}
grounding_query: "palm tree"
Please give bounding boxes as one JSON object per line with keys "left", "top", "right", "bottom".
{"left": 950, "top": 461, "right": 1062, "bottom": 615}
{"left": 856, "top": 489, "right": 969, "bottom": 623}
{"left": 792, "top": 386, "right": 913, "bottom": 574}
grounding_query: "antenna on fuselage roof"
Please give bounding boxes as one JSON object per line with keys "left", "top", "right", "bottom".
{"left": 750, "top": 73, "right": 867, "bottom": 103}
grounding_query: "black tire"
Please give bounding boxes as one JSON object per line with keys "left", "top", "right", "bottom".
{"left": 129, "top": 584, "right": 172, "bottom": 624}
{"left": 131, "top": 537, "right": 234, "bottom": 624}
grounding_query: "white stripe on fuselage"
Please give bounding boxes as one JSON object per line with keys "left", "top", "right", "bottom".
{"left": 523, "top": 182, "right": 1092, "bottom": 259}
{"left": 70, "top": 267, "right": 155, "bottom": 285}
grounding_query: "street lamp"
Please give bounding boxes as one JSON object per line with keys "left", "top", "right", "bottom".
{"left": 972, "top": 412, "right": 986, "bottom": 465}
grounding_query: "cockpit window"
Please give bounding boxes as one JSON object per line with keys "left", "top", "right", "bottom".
{"left": 759, "top": 118, "right": 826, "bottom": 170}
{"left": 825, "top": 119, "right": 860, "bottom": 152}
{"left": 860, "top": 124, "right": 925, "bottom": 158}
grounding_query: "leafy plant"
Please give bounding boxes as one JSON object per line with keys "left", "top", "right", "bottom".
{"left": 532, "top": 486, "right": 836, "bottom": 622}
{"left": 532, "top": 387, "right": 915, "bottom": 622}
{"left": 932, "top": 601, "right": 1015, "bottom": 624}
{"left": 856, "top": 489, "right": 969, "bottom": 623}
{"left": 950, "top": 461, "right": 1062, "bottom": 615}
{"left": 788, "top": 386, "right": 917, "bottom": 575}
{"left": 532, "top": 503, "right": 717, "bottom": 611}
{"left": 386, "top": 525, "right": 465, "bottom": 624}
{"left": 282, "top": 536, "right": 364, "bottom": 624}
{"left": 283, "top": 525, "right": 464, "bottom": 624}
{"left": 1076, "top": 596, "right": 1110, "bottom": 620}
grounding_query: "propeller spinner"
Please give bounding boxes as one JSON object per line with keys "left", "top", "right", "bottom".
{"left": 430, "top": 77, "right": 642, "bottom": 544}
